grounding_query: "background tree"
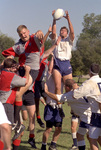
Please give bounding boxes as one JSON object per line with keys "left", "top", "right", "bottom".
{"left": 0, "top": 32, "right": 15, "bottom": 63}
{"left": 71, "top": 13, "right": 101, "bottom": 76}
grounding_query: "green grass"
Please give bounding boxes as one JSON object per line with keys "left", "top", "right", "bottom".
{"left": 16, "top": 103, "right": 90, "bottom": 150}
{"left": 15, "top": 77, "right": 90, "bottom": 150}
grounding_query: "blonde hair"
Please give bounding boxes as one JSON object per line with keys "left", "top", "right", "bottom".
{"left": 17, "top": 25, "right": 28, "bottom": 33}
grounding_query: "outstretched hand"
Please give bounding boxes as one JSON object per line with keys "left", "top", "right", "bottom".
{"left": 52, "top": 10, "right": 55, "bottom": 17}
{"left": 35, "top": 30, "right": 44, "bottom": 41}
{"left": 63, "top": 10, "right": 69, "bottom": 19}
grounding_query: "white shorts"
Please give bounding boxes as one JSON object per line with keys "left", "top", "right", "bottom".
{"left": 0, "top": 102, "right": 11, "bottom": 125}
{"left": 78, "top": 127, "right": 88, "bottom": 135}
{"left": 71, "top": 114, "right": 79, "bottom": 123}
{"left": 77, "top": 121, "right": 89, "bottom": 135}
{"left": 89, "top": 126, "right": 101, "bottom": 139}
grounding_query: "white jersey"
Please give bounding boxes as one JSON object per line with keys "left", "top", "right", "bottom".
{"left": 52, "top": 35, "right": 73, "bottom": 61}
{"left": 46, "top": 72, "right": 63, "bottom": 108}
{"left": 73, "top": 75, "right": 101, "bottom": 114}
{"left": 0, "top": 101, "right": 11, "bottom": 125}
{"left": 56, "top": 91, "right": 91, "bottom": 124}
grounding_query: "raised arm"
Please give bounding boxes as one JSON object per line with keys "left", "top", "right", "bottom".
{"left": 42, "top": 25, "right": 52, "bottom": 48}
{"left": 51, "top": 10, "right": 57, "bottom": 40}
{"left": 64, "top": 11, "right": 74, "bottom": 41}
{"left": 42, "top": 36, "right": 61, "bottom": 59}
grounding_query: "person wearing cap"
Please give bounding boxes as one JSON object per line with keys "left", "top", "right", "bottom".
{"left": 73, "top": 63, "right": 101, "bottom": 150}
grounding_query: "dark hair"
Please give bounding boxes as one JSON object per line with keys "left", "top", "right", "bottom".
{"left": 60, "top": 26, "right": 68, "bottom": 33}
{"left": 90, "top": 63, "right": 100, "bottom": 74}
{"left": 65, "top": 79, "right": 76, "bottom": 89}
{"left": 4, "top": 58, "right": 17, "bottom": 68}
{"left": 17, "top": 25, "right": 27, "bottom": 33}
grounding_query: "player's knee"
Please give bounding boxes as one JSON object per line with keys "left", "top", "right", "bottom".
{"left": 1, "top": 123, "right": 10, "bottom": 133}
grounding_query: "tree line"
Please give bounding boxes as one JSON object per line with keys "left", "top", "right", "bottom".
{"left": 0, "top": 13, "right": 101, "bottom": 76}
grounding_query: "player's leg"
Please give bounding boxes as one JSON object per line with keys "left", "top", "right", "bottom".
{"left": 89, "top": 138, "right": 99, "bottom": 150}
{"left": 0, "top": 139, "right": 4, "bottom": 150}
{"left": 97, "top": 136, "right": 101, "bottom": 146}
{"left": 14, "top": 75, "right": 32, "bottom": 128}
{"left": 21, "top": 105, "right": 28, "bottom": 121}
{"left": 26, "top": 104, "right": 36, "bottom": 148}
{"left": 70, "top": 113, "right": 78, "bottom": 150}
{"left": 12, "top": 111, "right": 25, "bottom": 149}
{"left": 89, "top": 126, "right": 101, "bottom": 150}
{"left": 0, "top": 102, "right": 11, "bottom": 150}
{"left": 34, "top": 81, "right": 45, "bottom": 128}
{"left": 12, "top": 131, "right": 24, "bottom": 150}
{"left": 0, "top": 123, "right": 11, "bottom": 150}
{"left": 53, "top": 69, "right": 62, "bottom": 94}
{"left": 22, "top": 90, "right": 37, "bottom": 148}
{"left": 41, "top": 105, "right": 54, "bottom": 150}
{"left": 49, "top": 107, "right": 63, "bottom": 150}
{"left": 77, "top": 121, "right": 89, "bottom": 150}
{"left": 52, "top": 127, "right": 62, "bottom": 143}
{"left": 41, "top": 127, "right": 52, "bottom": 150}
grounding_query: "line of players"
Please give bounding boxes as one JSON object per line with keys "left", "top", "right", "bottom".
{"left": 0, "top": 9, "right": 101, "bottom": 150}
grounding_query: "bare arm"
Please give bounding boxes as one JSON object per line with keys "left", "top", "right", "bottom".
{"left": 42, "top": 25, "right": 52, "bottom": 48}
{"left": 43, "top": 36, "right": 61, "bottom": 59}
{"left": 24, "top": 65, "right": 31, "bottom": 84}
{"left": 64, "top": 11, "right": 74, "bottom": 41}
{"left": 51, "top": 10, "right": 56, "bottom": 40}
{"left": 48, "top": 53, "right": 54, "bottom": 74}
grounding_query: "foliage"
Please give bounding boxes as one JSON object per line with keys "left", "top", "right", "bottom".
{"left": 44, "top": 38, "right": 52, "bottom": 51}
{"left": 44, "top": 38, "right": 53, "bottom": 61}
{"left": 0, "top": 32, "right": 15, "bottom": 63}
{"left": 71, "top": 13, "right": 101, "bottom": 76}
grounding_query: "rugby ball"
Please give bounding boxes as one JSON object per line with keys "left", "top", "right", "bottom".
{"left": 53, "top": 9, "right": 65, "bottom": 20}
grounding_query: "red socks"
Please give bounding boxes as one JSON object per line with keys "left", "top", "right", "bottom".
{"left": 0, "top": 140, "right": 4, "bottom": 150}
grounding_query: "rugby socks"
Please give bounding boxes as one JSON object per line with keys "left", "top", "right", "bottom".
{"left": 41, "top": 143, "right": 47, "bottom": 150}
{"left": 29, "top": 133, "right": 35, "bottom": 140}
{"left": 51, "top": 141, "right": 56, "bottom": 146}
{"left": 78, "top": 140, "right": 85, "bottom": 150}
{"left": 72, "top": 132, "right": 77, "bottom": 146}
{"left": 29, "top": 133, "right": 35, "bottom": 138}
{"left": 12, "top": 139, "right": 21, "bottom": 150}
{"left": 0, "top": 140, "right": 4, "bottom": 150}
{"left": 37, "top": 115, "right": 41, "bottom": 119}
{"left": 14, "top": 101, "right": 22, "bottom": 126}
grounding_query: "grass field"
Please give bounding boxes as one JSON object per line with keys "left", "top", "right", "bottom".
{"left": 14, "top": 77, "right": 91, "bottom": 150}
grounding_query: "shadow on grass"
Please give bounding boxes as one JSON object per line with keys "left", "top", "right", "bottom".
{"left": 19, "top": 139, "right": 72, "bottom": 150}
{"left": 17, "top": 145, "right": 31, "bottom": 150}
{"left": 36, "top": 128, "right": 71, "bottom": 135}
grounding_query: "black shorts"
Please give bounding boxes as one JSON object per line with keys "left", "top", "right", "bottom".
{"left": 34, "top": 81, "right": 46, "bottom": 98}
{"left": 44, "top": 105, "right": 62, "bottom": 128}
{"left": 22, "top": 90, "right": 35, "bottom": 106}
{"left": 3, "top": 103, "right": 14, "bottom": 124}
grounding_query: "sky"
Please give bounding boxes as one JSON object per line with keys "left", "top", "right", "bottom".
{"left": 0, "top": 0, "right": 101, "bottom": 49}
